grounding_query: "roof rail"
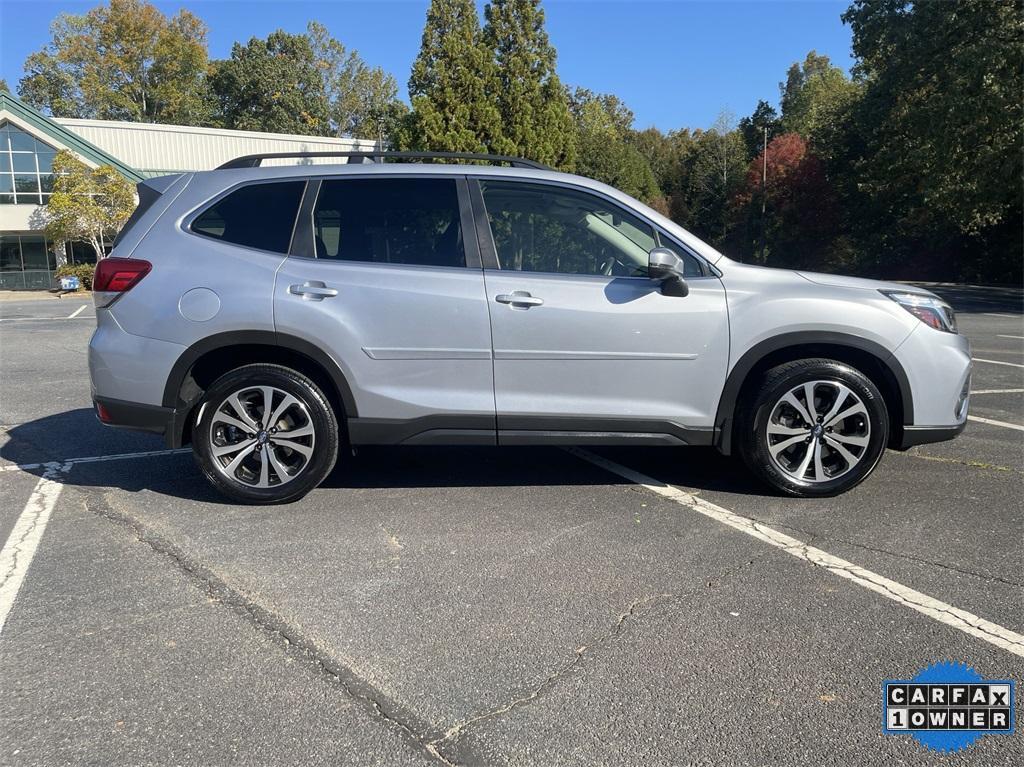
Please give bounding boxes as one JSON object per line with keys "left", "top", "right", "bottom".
{"left": 216, "top": 150, "right": 551, "bottom": 171}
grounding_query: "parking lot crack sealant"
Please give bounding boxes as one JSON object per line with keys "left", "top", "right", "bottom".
{"left": 565, "top": 447, "right": 1024, "bottom": 659}
{"left": 428, "top": 556, "right": 766, "bottom": 764}
{"left": 82, "top": 487, "right": 458, "bottom": 767}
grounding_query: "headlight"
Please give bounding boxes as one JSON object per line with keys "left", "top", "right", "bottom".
{"left": 880, "top": 290, "right": 957, "bottom": 333}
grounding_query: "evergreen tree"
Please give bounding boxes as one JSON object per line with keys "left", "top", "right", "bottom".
{"left": 630, "top": 127, "right": 695, "bottom": 224}
{"left": 405, "top": 0, "right": 502, "bottom": 153}
{"left": 483, "top": 0, "right": 576, "bottom": 168}
{"left": 738, "top": 100, "right": 781, "bottom": 161}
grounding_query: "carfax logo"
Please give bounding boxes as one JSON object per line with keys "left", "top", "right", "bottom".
{"left": 883, "top": 661, "right": 1015, "bottom": 753}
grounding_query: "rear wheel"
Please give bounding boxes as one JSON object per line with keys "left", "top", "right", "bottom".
{"left": 737, "top": 359, "right": 889, "bottom": 497}
{"left": 192, "top": 364, "right": 339, "bottom": 504}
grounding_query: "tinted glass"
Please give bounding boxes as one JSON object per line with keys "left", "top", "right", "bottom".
{"left": 192, "top": 181, "right": 305, "bottom": 253}
{"left": 312, "top": 178, "right": 464, "bottom": 268}
{"left": 0, "top": 122, "right": 57, "bottom": 205}
{"left": 0, "top": 236, "right": 21, "bottom": 271}
{"left": 20, "top": 236, "right": 50, "bottom": 270}
{"left": 12, "top": 153, "right": 36, "bottom": 173}
{"left": 480, "top": 180, "right": 656, "bottom": 277}
{"left": 70, "top": 241, "right": 98, "bottom": 265}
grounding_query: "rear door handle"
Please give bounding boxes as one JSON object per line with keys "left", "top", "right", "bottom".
{"left": 289, "top": 281, "right": 338, "bottom": 301}
{"left": 495, "top": 291, "right": 544, "bottom": 308}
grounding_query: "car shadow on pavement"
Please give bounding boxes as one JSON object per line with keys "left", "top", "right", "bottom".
{"left": 3, "top": 409, "right": 770, "bottom": 503}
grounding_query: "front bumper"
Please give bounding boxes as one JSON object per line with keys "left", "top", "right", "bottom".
{"left": 897, "top": 420, "right": 968, "bottom": 449}
{"left": 891, "top": 324, "right": 971, "bottom": 447}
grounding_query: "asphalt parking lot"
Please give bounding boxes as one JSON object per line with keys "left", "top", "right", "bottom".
{"left": 0, "top": 285, "right": 1021, "bottom": 766}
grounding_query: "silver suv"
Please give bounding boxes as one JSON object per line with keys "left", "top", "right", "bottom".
{"left": 89, "top": 151, "right": 971, "bottom": 504}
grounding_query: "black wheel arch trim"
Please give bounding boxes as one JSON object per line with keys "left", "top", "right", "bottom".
{"left": 161, "top": 330, "right": 359, "bottom": 446}
{"left": 714, "top": 331, "right": 914, "bottom": 455}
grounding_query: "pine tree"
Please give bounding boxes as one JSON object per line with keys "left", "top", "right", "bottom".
{"left": 483, "top": 0, "right": 576, "bottom": 168}
{"left": 406, "top": 0, "right": 502, "bottom": 153}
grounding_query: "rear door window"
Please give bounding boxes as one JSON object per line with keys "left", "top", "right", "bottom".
{"left": 312, "top": 178, "right": 466, "bottom": 268}
{"left": 191, "top": 180, "right": 305, "bottom": 254}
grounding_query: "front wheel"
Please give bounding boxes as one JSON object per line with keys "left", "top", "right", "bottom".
{"left": 192, "top": 364, "right": 339, "bottom": 504}
{"left": 737, "top": 359, "right": 889, "bottom": 497}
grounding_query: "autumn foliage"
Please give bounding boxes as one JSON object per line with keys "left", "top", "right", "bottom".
{"left": 730, "top": 133, "right": 841, "bottom": 270}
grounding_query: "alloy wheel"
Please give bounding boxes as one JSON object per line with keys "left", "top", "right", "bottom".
{"left": 208, "top": 385, "right": 315, "bottom": 488}
{"left": 765, "top": 380, "right": 871, "bottom": 484}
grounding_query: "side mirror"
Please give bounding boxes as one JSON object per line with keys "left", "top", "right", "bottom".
{"left": 647, "top": 247, "right": 689, "bottom": 297}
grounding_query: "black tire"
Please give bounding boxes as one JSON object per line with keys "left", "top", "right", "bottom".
{"left": 736, "top": 358, "right": 889, "bottom": 497}
{"left": 192, "top": 364, "right": 339, "bottom": 504}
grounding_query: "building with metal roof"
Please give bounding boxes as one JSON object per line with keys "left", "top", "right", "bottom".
{"left": 0, "top": 92, "right": 377, "bottom": 289}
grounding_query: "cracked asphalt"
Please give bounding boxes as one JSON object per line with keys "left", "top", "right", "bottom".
{"left": 0, "top": 285, "right": 1021, "bottom": 766}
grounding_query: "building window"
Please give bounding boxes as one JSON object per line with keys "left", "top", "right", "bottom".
{"left": 0, "top": 235, "right": 22, "bottom": 271}
{"left": 0, "top": 234, "right": 56, "bottom": 290}
{"left": 0, "top": 122, "right": 57, "bottom": 206}
{"left": 69, "top": 240, "right": 105, "bottom": 265}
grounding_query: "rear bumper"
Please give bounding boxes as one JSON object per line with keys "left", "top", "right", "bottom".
{"left": 93, "top": 396, "right": 181, "bottom": 446}
{"left": 896, "top": 421, "right": 967, "bottom": 450}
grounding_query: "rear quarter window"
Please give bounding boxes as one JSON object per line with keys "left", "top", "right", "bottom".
{"left": 191, "top": 180, "right": 305, "bottom": 254}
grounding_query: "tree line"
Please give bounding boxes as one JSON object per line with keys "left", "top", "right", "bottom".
{"left": 12, "top": 0, "right": 1022, "bottom": 282}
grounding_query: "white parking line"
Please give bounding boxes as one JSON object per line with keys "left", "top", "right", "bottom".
{"left": 0, "top": 462, "right": 68, "bottom": 636}
{"left": 984, "top": 313, "right": 1021, "bottom": 319}
{"left": 67, "top": 305, "right": 87, "bottom": 319}
{"left": 567, "top": 447, "right": 1024, "bottom": 658}
{"left": 0, "top": 447, "right": 190, "bottom": 473}
{"left": 968, "top": 415, "right": 1024, "bottom": 432}
{"left": 971, "top": 389, "right": 1024, "bottom": 395}
{"left": 997, "top": 335, "right": 1024, "bottom": 340}
{"left": 974, "top": 358, "right": 1024, "bottom": 369}
{"left": 0, "top": 316, "right": 93, "bottom": 322}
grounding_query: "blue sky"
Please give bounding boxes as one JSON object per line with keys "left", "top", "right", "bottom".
{"left": 0, "top": 0, "right": 855, "bottom": 131}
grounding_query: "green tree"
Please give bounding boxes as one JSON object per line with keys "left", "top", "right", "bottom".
{"left": 306, "top": 21, "right": 406, "bottom": 143}
{"left": 209, "top": 30, "right": 329, "bottom": 135}
{"left": 778, "top": 51, "right": 860, "bottom": 148}
{"left": 44, "top": 150, "right": 135, "bottom": 259}
{"left": 0, "top": 79, "right": 9, "bottom": 94}
{"left": 738, "top": 100, "right": 781, "bottom": 161}
{"left": 568, "top": 88, "right": 660, "bottom": 203}
{"left": 483, "top": 0, "right": 576, "bottom": 168}
{"left": 630, "top": 127, "right": 696, "bottom": 223}
{"left": 843, "top": 0, "right": 1022, "bottom": 276}
{"left": 18, "top": 0, "right": 209, "bottom": 124}
{"left": 405, "top": 0, "right": 502, "bottom": 153}
{"left": 684, "top": 111, "right": 747, "bottom": 246}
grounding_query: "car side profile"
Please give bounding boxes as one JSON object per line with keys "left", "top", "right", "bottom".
{"left": 88, "top": 151, "right": 971, "bottom": 503}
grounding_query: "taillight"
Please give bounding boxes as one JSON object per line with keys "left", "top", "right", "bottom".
{"left": 95, "top": 401, "right": 113, "bottom": 423}
{"left": 93, "top": 257, "right": 151, "bottom": 307}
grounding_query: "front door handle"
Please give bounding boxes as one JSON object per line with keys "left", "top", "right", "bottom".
{"left": 496, "top": 291, "right": 544, "bottom": 308}
{"left": 289, "top": 281, "right": 338, "bottom": 301}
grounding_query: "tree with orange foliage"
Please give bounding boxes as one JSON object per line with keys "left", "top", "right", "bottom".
{"left": 729, "top": 132, "right": 843, "bottom": 271}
